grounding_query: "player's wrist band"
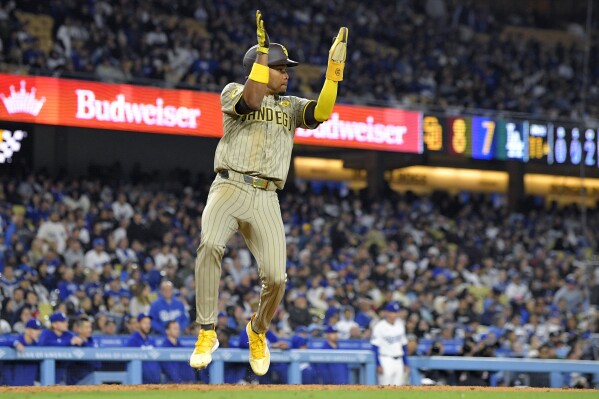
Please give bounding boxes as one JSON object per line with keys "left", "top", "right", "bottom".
{"left": 249, "top": 63, "right": 269, "bottom": 84}
{"left": 326, "top": 60, "right": 344, "bottom": 81}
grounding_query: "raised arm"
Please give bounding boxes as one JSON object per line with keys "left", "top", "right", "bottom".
{"left": 313, "top": 27, "right": 348, "bottom": 122}
{"left": 242, "top": 10, "right": 271, "bottom": 110}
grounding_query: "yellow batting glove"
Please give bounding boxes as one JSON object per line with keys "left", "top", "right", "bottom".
{"left": 256, "top": 10, "right": 270, "bottom": 54}
{"left": 326, "top": 27, "right": 348, "bottom": 82}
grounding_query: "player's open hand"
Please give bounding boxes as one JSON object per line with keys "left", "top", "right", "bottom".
{"left": 326, "top": 27, "right": 348, "bottom": 81}
{"left": 256, "top": 10, "right": 270, "bottom": 54}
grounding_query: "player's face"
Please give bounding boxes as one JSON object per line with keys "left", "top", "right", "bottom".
{"left": 78, "top": 321, "right": 92, "bottom": 339}
{"left": 167, "top": 322, "right": 180, "bottom": 339}
{"left": 386, "top": 311, "right": 399, "bottom": 323}
{"left": 53, "top": 320, "right": 68, "bottom": 333}
{"left": 268, "top": 65, "right": 289, "bottom": 94}
{"left": 139, "top": 318, "right": 152, "bottom": 335}
{"left": 28, "top": 328, "right": 42, "bottom": 341}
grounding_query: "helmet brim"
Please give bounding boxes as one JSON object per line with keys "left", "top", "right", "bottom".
{"left": 269, "top": 59, "right": 299, "bottom": 68}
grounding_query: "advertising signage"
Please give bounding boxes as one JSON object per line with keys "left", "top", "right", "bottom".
{"left": 295, "top": 106, "right": 422, "bottom": 153}
{"left": 0, "top": 73, "right": 424, "bottom": 153}
{"left": 0, "top": 74, "right": 223, "bottom": 137}
{"left": 2, "top": 73, "right": 596, "bottom": 163}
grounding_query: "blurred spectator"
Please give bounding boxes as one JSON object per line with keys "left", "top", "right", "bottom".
{"left": 64, "top": 238, "right": 85, "bottom": 268}
{"left": 12, "top": 306, "right": 34, "bottom": 334}
{"left": 149, "top": 281, "right": 189, "bottom": 335}
{"left": 100, "top": 317, "right": 118, "bottom": 335}
{"left": 1, "top": 265, "right": 19, "bottom": 298}
{"left": 112, "top": 194, "right": 134, "bottom": 221}
{"left": 130, "top": 282, "right": 152, "bottom": 317}
{"left": 335, "top": 306, "right": 359, "bottom": 340}
{"left": 84, "top": 238, "right": 110, "bottom": 273}
{"left": 553, "top": 274, "right": 584, "bottom": 313}
{"left": 36, "top": 210, "right": 68, "bottom": 255}
{"left": 287, "top": 292, "right": 312, "bottom": 331}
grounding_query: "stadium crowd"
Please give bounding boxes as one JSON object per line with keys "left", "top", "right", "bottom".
{"left": 0, "top": 169, "right": 598, "bottom": 386}
{"left": 1, "top": 0, "right": 598, "bottom": 118}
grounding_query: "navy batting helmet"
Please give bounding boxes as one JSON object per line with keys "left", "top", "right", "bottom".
{"left": 243, "top": 43, "right": 299, "bottom": 78}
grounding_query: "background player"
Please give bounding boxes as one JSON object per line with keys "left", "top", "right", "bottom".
{"left": 371, "top": 302, "right": 410, "bottom": 386}
{"left": 316, "top": 325, "right": 349, "bottom": 384}
{"left": 7, "top": 318, "right": 43, "bottom": 386}
{"left": 190, "top": 10, "right": 348, "bottom": 376}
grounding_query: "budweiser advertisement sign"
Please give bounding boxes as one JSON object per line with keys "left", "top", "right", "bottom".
{"left": 296, "top": 106, "right": 422, "bottom": 153}
{"left": 0, "top": 74, "right": 222, "bottom": 137}
{"left": 0, "top": 73, "right": 422, "bottom": 152}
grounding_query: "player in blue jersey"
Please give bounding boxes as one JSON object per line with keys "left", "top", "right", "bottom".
{"left": 38, "top": 312, "right": 83, "bottom": 384}
{"left": 161, "top": 321, "right": 196, "bottom": 383}
{"left": 66, "top": 317, "right": 101, "bottom": 384}
{"left": 317, "top": 325, "right": 349, "bottom": 384}
{"left": 8, "top": 318, "right": 43, "bottom": 385}
{"left": 127, "top": 313, "right": 161, "bottom": 384}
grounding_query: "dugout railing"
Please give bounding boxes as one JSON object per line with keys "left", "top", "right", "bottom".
{"left": 1, "top": 347, "right": 599, "bottom": 387}
{"left": 0, "top": 347, "right": 376, "bottom": 385}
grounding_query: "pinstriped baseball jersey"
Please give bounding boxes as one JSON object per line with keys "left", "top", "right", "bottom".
{"left": 215, "top": 82, "right": 316, "bottom": 189}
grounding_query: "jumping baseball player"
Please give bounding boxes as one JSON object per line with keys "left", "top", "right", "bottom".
{"left": 190, "top": 10, "right": 348, "bottom": 376}
{"left": 371, "top": 302, "right": 410, "bottom": 386}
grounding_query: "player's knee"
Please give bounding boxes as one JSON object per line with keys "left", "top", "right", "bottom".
{"left": 265, "top": 273, "right": 286, "bottom": 290}
{"left": 197, "top": 238, "right": 225, "bottom": 261}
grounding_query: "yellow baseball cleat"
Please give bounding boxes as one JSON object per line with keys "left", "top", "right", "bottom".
{"left": 246, "top": 314, "right": 270, "bottom": 376}
{"left": 189, "top": 329, "right": 219, "bottom": 369}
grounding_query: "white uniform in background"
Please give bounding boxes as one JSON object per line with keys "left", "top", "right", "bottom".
{"left": 371, "top": 302, "right": 408, "bottom": 386}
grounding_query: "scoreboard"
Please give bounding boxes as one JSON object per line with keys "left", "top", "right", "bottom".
{"left": 549, "top": 125, "right": 598, "bottom": 167}
{"left": 423, "top": 114, "right": 597, "bottom": 168}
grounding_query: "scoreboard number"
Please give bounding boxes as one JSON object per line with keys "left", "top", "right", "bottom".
{"left": 583, "top": 128, "right": 595, "bottom": 167}
{"left": 529, "top": 124, "right": 548, "bottom": 160}
{"left": 555, "top": 126, "right": 567, "bottom": 164}
{"left": 452, "top": 118, "right": 467, "bottom": 154}
{"left": 482, "top": 121, "right": 495, "bottom": 156}
{"left": 423, "top": 116, "right": 443, "bottom": 151}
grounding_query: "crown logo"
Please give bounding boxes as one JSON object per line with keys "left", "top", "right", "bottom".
{"left": 0, "top": 80, "right": 46, "bottom": 116}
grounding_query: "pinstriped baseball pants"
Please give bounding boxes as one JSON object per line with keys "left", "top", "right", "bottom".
{"left": 195, "top": 174, "right": 286, "bottom": 333}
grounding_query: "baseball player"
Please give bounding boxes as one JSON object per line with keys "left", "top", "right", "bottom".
{"left": 161, "top": 321, "right": 196, "bottom": 383}
{"left": 371, "top": 302, "right": 410, "bottom": 386}
{"left": 38, "top": 312, "right": 84, "bottom": 384}
{"left": 7, "top": 318, "right": 43, "bottom": 386}
{"left": 127, "top": 313, "right": 161, "bottom": 384}
{"left": 190, "top": 9, "right": 348, "bottom": 376}
{"left": 317, "top": 325, "right": 349, "bottom": 384}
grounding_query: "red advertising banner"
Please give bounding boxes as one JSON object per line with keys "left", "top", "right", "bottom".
{"left": 296, "top": 105, "right": 422, "bottom": 153}
{"left": 0, "top": 73, "right": 223, "bottom": 137}
{"left": 0, "top": 74, "right": 422, "bottom": 153}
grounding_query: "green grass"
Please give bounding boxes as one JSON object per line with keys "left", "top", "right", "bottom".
{"left": 1, "top": 389, "right": 597, "bottom": 399}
